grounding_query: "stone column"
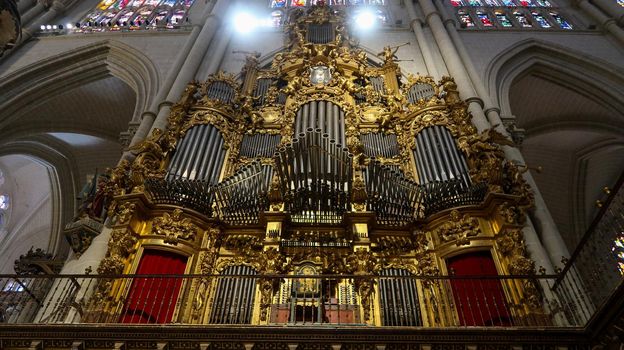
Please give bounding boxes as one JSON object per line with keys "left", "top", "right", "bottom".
{"left": 574, "top": 0, "right": 624, "bottom": 44}
{"left": 433, "top": 0, "right": 505, "bottom": 129}
{"left": 128, "top": 24, "right": 203, "bottom": 147}
{"left": 127, "top": 1, "right": 222, "bottom": 147}
{"left": 590, "top": 0, "right": 624, "bottom": 26}
{"left": 430, "top": 0, "right": 571, "bottom": 267}
{"left": 149, "top": 0, "right": 232, "bottom": 133}
{"left": 198, "top": 25, "right": 233, "bottom": 80}
{"left": 415, "top": 0, "right": 490, "bottom": 132}
{"left": 18, "top": 0, "right": 37, "bottom": 15}
{"left": 20, "top": 0, "right": 46, "bottom": 26}
{"left": 404, "top": 0, "right": 440, "bottom": 78}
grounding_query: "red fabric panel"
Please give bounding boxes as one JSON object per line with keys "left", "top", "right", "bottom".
{"left": 120, "top": 249, "right": 187, "bottom": 324}
{"left": 447, "top": 251, "right": 511, "bottom": 326}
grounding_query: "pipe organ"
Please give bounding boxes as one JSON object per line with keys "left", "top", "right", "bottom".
{"left": 379, "top": 268, "right": 422, "bottom": 326}
{"left": 360, "top": 132, "right": 400, "bottom": 158}
{"left": 97, "top": 4, "right": 542, "bottom": 328}
{"left": 209, "top": 265, "right": 257, "bottom": 324}
{"left": 239, "top": 133, "right": 281, "bottom": 158}
{"left": 294, "top": 101, "right": 346, "bottom": 146}
{"left": 413, "top": 125, "right": 470, "bottom": 187}
{"left": 166, "top": 124, "right": 226, "bottom": 183}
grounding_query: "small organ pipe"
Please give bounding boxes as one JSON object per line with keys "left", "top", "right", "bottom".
{"left": 423, "top": 128, "right": 446, "bottom": 181}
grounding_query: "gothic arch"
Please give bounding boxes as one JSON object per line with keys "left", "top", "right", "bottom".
{"left": 486, "top": 39, "right": 624, "bottom": 250}
{"left": 0, "top": 139, "right": 77, "bottom": 262}
{"left": 0, "top": 39, "right": 159, "bottom": 129}
{"left": 485, "top": 38, "right": 624, "bottom": 124}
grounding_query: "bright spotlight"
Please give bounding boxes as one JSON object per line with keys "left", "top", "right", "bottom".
{"left": 234, "top": 12, "right": 257, "bottom": 33}
{"left": 66, "top": 23, "right": 73, "bottom": 29}
{"left": 355, "top": 10, "right": 376, "bottom": 30}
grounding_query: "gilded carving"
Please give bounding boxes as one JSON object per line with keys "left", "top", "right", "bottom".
{"left": 152, "top": 209, "right": 198, "bottom": 245}
{"left": 434, "top": 210, "right": 480, "bottom": 246}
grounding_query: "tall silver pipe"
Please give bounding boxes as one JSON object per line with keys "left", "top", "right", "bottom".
{"left": 179, "top": 126, "right": 203, "bottom": 179}
{"left": 431, "top": 127, "right": 454, "bottom": 180}
{"left": 419, "top": 132, "right": 440, "bottom": 181}
{"left": 190, "top": 126, "right": 210, "bottom": 180}
{"left": 439, "top": 127, "right": 461, "bottom": 180}
{"left": 202, "top": 127, "right": 220, "bottom": 182}
{"left": 197, "top": 127, "right": 217, "bottom": 180}
{"left": 167, "top": 128, "right": 192, "bottom": 179}
{"left": 415, "top": 137, "right": 432, "bottom": 183}
{"left": 310, "top": 102, "right": 318, "bottom": 130}
{"left": 209, "top": 137, "right": 225, "bottom": 183}
{"left": 423, "top": 128, "right": 446, "bottom": 181}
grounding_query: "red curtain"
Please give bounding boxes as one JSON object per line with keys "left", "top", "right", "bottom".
{"left": 120, "top": 249, "right": 187, "bottom": 324}
{"left": 447, "top": 251, "right": 511, "bottom": 326}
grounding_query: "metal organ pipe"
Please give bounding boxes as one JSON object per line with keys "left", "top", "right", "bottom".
{"left": 294, "top": 101, "right": 346, "bottom": 146}
{"left": 166, "top": 124, "right": 226, "bottom": 184}
{"left": 413, "top": 126, "right": 470, "bottom": 188}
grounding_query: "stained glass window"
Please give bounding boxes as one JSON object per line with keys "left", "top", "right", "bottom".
{"left": 614, "top": 233, "right": 624, "bottom": 275}
{"left": 468, "top": 0, "right": 483, "bottom": 5}
{"left": 270, "top": 0, "right": 383, "bottom": 7}
{"left": 483, "top": 0, "right": 502, "bottom": 6}
{"left": 618, "top": 0, "right": 624, "bottom": 7}
{"left": 458, "top": 10, "right": 475, "bottom": 27}
{"left": 0, "top": 168, "right": 8, "bottom": 231}
{"left": 476, "top": 11, "right": 494, "bottom": 26}
{"left": 532, "top": 11, "right": 551, "bottom": 27}
{"left": 550, "top": 12, "right": 573, "bottom": 28}
{"left": 0, "top": 195, "right": 7, "bottom": 211}
{"left": 451, "top": 0, "right": 465, "bottom": 7}
{"left": 77, "top": 0, "right": 195, "bottom": 31}
{"left": 495, "top": 11, "right": 513, "bottom": 26}
{"left": 513, "top": 11, "right": 533, "bottom": 27}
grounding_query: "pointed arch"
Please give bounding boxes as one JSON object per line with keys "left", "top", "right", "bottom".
{"left": 0, "top": 40, "right": 159, "bottom": 128}
{"left": 485, "top": 38, "right": 624, "bottom": 121}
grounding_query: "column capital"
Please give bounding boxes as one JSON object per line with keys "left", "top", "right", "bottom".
{"left": 465, "top": 96, "right": 485, "bottom": 108}
{"left": 425, "top": 11, "right": 442, "bottom": 23}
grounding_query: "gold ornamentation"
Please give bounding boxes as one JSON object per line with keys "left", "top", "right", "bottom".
{"left": 152, "top": 209, "right": 197, "bottom": 245}
{"left": 115, "top": 202, "right": 136, "bottom": 225}
{"left": 434, "top": 210, "right": 480, "bottom": 246}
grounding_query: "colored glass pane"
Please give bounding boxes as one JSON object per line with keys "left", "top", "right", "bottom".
{"left": 495, "top": 11, "right": 513, "bottom": 26}
{"left": 79, "top": 0, "right": 195, "bottom": 30}
{"left": 484, "top": 0, "right": 501, "bottom": 6}
{"left": 535, "top": 0, "right": 552, "bottom": 6}
{"left": 0, "top": 195, "right": 8, "bottom": 210}
{"left": 518, "top": 0, "right": 538, "bottom": 6}
{"left": 550, "top": 12, "right": 573, "bottom": 28}
{"left": 618, "top": 0, "right": 624, "bottom": 6}
{"left": 291, "top": 0, "right": 307, "bottom": 6}
{"left": 468, "top": 0, "right": 483, "bottom": 5}
{"left": 532, "top": 11, "right": 551, "bottom": 27}
{"left": 271, "top": 10, "right": 283, "bottom": 26}
{"left": 97, "top": 0, "right": 116, "bottom": 10}
{"left": 501, "top": 0, "right": 516, "bottom": 5}
{"left": 168, "top": 9, "right": 186, "bottom": 26}
{"left": 513, "top": 11, "right": 532, "bottom": 27}
{"left": 614, "top": 234, "right": 624, "bottom": 275}
{"left": 451, "top": 0, "right": 464, "bottom": 7}
{"left": 458, "top": 11, "right": 475, "bottom": 26}
{"left": 476, "top": 11, "right": 494, "bottom": 26}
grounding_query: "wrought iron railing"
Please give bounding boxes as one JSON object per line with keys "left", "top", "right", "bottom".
{"left": 0, "top": 273, "right": 584, "bottom": 327}
{"left": 550, "top": 171, "right": 624, "bottom": 325}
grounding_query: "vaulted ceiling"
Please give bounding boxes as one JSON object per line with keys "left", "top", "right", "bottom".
{"left": 510, "top": 72, "right": 624, "bottom": 252}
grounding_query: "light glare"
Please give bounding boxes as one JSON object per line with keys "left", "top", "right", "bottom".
{"left": 355, "top": 11, "right": 376, "bottom": 30}
{"left": 234, "top": 12, "right": 256, "bottom": 33}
